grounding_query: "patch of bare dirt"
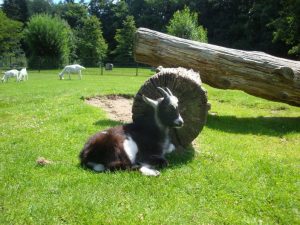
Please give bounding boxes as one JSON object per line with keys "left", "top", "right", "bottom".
{"left": 85, "top": 95, "right": 133, "bottom": 123}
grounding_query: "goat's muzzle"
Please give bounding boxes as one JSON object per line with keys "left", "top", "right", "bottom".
{"left": 174, "top": 116, "right": 184, "bottom": 128}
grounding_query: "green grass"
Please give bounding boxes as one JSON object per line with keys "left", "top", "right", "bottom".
{"left": 1, "top": 68, "right": 299, "bottom": 224}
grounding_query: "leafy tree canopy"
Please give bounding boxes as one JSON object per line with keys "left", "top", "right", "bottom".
{"left": 167, "top": 6, "right": 207, "bottom": 42}
{"left": 24, "top": 14, "right": 72, "bottom": 68}
{"left": 89, "top": 0, "right": 129, "bottom": 55}
{"left": 113, "top": 15, "right": 137, "bottom": 63}
{"left": 27, "top": 0, "right": 53, "bottom": 17}
{"left": 0, "top": 10, "right": 23, "bottom": 56}
{"left": 54, "top": 2, "right": 88, "bottom": 29}
{"left": 76, "top": 15, "right": 108, "bottom": 66}
{"left": 270, "top": 0, "right": 300, "bottom": 57}
{"left": 2, "top": 0, "right": 28, "bottom": 22}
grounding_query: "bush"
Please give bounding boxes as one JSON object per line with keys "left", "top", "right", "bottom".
{"left": 24, "top": 14, "right": 72, "bottom": 69}
{"left": 167, "top": 6, "right": 207, "bottom": 43}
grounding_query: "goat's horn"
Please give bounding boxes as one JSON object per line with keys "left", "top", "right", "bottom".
{"left": 157, "top": 87, "right": 169, "bottom": 98}
{"left": 165, "top": 87, "right": 173, "bottom": 96}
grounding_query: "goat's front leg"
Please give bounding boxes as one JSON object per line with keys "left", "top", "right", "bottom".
{"left": 148, "top": 155, "right": 169, "bottom": 168}
{"left": 139, "top": 163, "right": 160, "bottom": 176}
{"left": 138, "top": 156, "right": 168, "bottom": 177}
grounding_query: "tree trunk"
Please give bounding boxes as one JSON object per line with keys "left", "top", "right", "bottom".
{"left": 132, "top": 67, "right": 210, "bottom": 148}
{"left": 134, "top": 28, "right": 300, "bottom": 107}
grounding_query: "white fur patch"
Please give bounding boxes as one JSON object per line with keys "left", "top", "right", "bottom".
{"left": 166, "top": 143, "right": 175, "bottom": 154}
{"left": 140, "top": 166, "right": 160, "bottom": 176}
{"left": 162, "top": 137, "right": 175, "bottom": 155}
{"left": 123, "top": 136, "right": 138, "bottom": 163}
{"left": 174, "top": 115, "right": 184, "bottom": 126}
{"left": 169, "top": 96, "right": 178, "bottom": 108}
{"left": 87, "top": 162, "right": 105, "bottom": 172}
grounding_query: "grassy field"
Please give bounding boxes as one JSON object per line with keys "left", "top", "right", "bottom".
{"left": 1, "top": 68, "right": 299, "bottom": 224}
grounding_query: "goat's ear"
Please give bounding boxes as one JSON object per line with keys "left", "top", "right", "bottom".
{"left": 142, "top": 95, "right": 158, "bottom": 108}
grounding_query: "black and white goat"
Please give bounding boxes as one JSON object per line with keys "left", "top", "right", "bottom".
{"left": 79, "top": 87, "right": 184, "bottom": 176}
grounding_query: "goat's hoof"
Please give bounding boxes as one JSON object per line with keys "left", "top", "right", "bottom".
{"left": 140, "top": 167, "right": 160, "bottom": 176}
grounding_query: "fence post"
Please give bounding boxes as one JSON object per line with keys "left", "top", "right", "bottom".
{"left": 136, "top": 63, "right": 138, "bottom": 76}
{"left": 38, "top": 57, "right": 41, "bottom": 73}
{"left": 101, "top": 62, "right": 103, "bottom": 75}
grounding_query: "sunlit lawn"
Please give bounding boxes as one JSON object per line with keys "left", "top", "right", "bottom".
{"left": 1, "top": 68, "right": 299, "bottom": 224}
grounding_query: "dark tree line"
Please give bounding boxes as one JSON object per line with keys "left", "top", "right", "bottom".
{"left": 88, "top": 0, "right": 299, "bottom": 59}
{"left": 123, "top": 0, "right": 299, "bottom": 59}
{"left": 1, "top": 0, "right": 299, "bottom": 68}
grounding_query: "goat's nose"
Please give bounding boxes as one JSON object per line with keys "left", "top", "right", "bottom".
{"left": 174, "top": 116, "right": 184, "bottom": 127}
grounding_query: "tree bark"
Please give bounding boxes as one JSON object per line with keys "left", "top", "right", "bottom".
{"left": 134, "top": 28, "right": 300, "bottom": 107}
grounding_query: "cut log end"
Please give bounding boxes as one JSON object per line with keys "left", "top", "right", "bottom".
{"left": 132, "top": 67, "right": 209, "bottom": 148}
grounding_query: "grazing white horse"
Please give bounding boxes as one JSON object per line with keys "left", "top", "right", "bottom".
{"left": 18, "top": 68, "right": 28, "bottom": 81}
{"left": 1, "top": 69, "right": 19, "bottom": 83}
{"left": 59, "top": 64, "right": 86, "bottom": 80}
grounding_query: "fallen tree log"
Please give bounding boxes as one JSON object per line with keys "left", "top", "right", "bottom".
{"left": 134, "top": 28, "right": 300, "bottom": 107}
{"left": 132, "top": 67, "right": 210, "bottom": 147}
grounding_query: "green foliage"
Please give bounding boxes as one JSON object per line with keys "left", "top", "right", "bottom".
{"left": 113, "top": 15, "right": 137, "bottom": 63}
{"left": 24, "top": 14, "right": 72, "bottom": 69}
{"left": 0, "top": 10, "right": 23, "bottom": 57}
{"left": 270, "top": 0, "right": 300, "bottom": 58}
{"left": 0, "top": 69, "right": 299, "bottom": 224}
{"left": 54, "top": 2, "right": 88, "bottom": 29}
{"left": 2, "top": 0, "right": 28, "bottom": 22}
{"left": 89, "top": 0, "right": 129, "bottom": 58}
{"left": 1, "top": 0, "right": 299, "bottom": 62}
{"left": 167, "top": 6, "right": 207, "bottom": 42}
{"left": 126, "top": 0, "right": 184, "bottom": 32}
{"left": 76, "top": 16, "right": 108, "bottom": 66}
{"left": 27, "top": 0, "right": 53, "bottom": 17}
{"left": 53, "top": 2, "right": 90, "bottom": 63}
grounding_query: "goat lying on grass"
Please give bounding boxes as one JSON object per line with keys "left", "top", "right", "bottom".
{"left": 79, "top": 87, "right": 184, "bottom": 176}
{"left": 59, "top": 64, "right": 85, "bottom": 80}
{"left": 1, "top": 69, "right": 19, "bottom": 83}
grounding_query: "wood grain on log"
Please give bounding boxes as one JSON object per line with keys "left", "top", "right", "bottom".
{"left": 132, "top": 67, "right": 210, "bottom": 147}
{"left": 134, "top": 28, "right": 300, "bottom": 107}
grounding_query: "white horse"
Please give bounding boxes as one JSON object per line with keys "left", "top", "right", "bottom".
{"left": 59, "top": 64, "right": 86, "bottom": 80}
{"left": 1, "top": 69, "right": 19, "bottom": 83}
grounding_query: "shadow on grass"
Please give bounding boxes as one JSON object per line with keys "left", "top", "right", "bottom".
{"left": 93, "top": 119, "right": 123, "bottom": 128}
{"left": 167, "top": 145, "right": 195, "bottom": 169}
{"left": 206, "top": 115, "right": 300, "bottom": 136}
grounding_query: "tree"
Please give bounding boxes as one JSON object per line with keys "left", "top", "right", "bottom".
{"left": 126, "top": 0, "right": 185, "bottom": 32}
{"left": 167, "top": 6, "right": 207, "bottom": 42}
{"left": 24, "top": 14, "right": 73, "bottom": 69}
{"left": 270, "top": 0, "right": 300, "bottom": 58}
{"left": 89, "top": 0, "right": 129, "bottom": 57}
{"left": 2, "top": 0, "right": 28, "bottom": 22}
{"left": 0, "top": 10, "right": 23, "bottom": 56}
{"left": 76, "top": 16, "right": 108, "bottom": 66}
{"left": 27, "top": 0, "right": 53, "bottom": 17}
{"left": 54, "top": 2, "right": 88, "bottom": 29}
{"left": 113, "top": 15, "right": 137, "bottom": 63}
